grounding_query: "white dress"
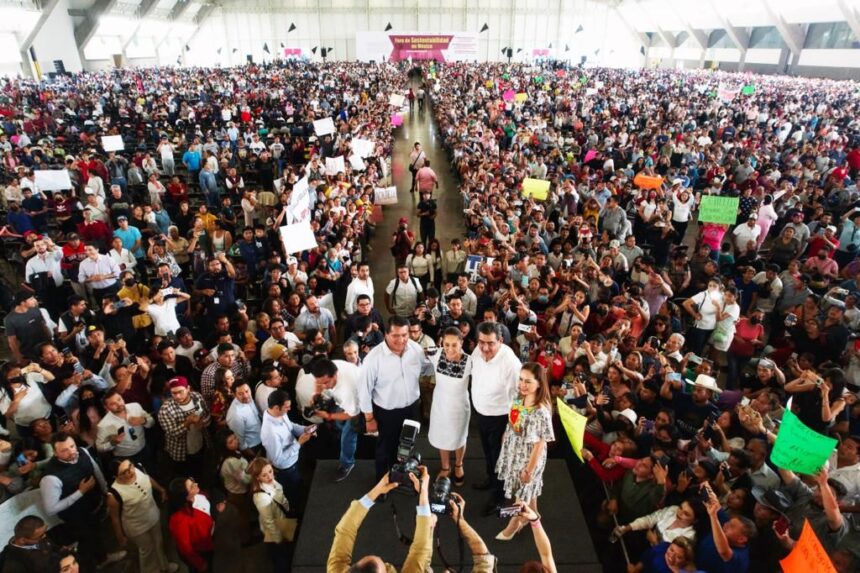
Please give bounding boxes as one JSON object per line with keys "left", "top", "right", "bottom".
{"left": 428, "top": 352, "right": 472, "bottom": 451}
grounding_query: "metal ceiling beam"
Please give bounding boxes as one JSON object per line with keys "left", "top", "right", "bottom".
{"left": 19, "top": 0, "right": 60, "bottom": 78}
{"left": 122, "top": 0, "right": 160, "bottom": 51}
{"left": 706, "top": 0, "right": 750, "bottom": 55}
{"left": 168, "top": 0, "right": 193, "bottom": 21}
{"left": 760, "top": 0, "right": 805, "bottom": 57}
{"left": 632, "top": 0, "right": 676, "bottom": 49}
{"left": 836, "top": 0, "right": 860, "bottom": 45}
{"left": 74, "top": 0, "right": 117, "bottom": 49}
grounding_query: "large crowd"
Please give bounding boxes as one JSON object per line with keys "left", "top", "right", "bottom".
{"left": 0, "top": 56, "right": 857, "bottom": 573}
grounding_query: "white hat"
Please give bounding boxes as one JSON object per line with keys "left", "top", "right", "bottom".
{"left": 672, "top": 178, "right": 683, "bottom": 186}
{"left": 615, "top": 408, "right": 638, "bottom": 425}
{"left": 686, "top": 374, "right": 721, "bottom": 393}
{"left": 286, "top": 256, "right": 298, "bottom": 266}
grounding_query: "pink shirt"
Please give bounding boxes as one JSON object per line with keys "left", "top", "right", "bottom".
{"left": 701, "top": 223, "right": 727, "bottom": 251}
{"left": 415, "top": 167, "right": 437, "bottom": 191}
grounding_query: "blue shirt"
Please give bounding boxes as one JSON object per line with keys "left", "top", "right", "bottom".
{"left": 182, "top": 150, "right": 201, "bottom": 171}
{"left": 696, "top": 512, "right": 750, "bottom": 573}
{"left": 226, "top": 399, "right": 262, "bottom": 449}
{"left": 260, "top": 410, "right": 306, "bottom": 470}
{"left": 114, "top": 226, "right": 143, "bottom": 258}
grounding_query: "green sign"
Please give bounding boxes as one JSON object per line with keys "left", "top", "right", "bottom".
{"left": 741, "top": 84, "right": 755, "bottom": 95}
{"left": 771, "top": 410, "right": 837, "bottom": 475}
{"left": 698, "top": 196, "right": 740, "bottom": 225}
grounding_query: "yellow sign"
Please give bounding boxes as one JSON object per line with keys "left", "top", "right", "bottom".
{"left": 514, "top": 92, "right": 528, "bottom": 103}
{"left": 557, "top": 398, "right": 587, "bottom": 462}
{"left": 522, "top": 178, "right": 550, "bottom": 201}
{"left": 485, "top": 80, "right": 494, "bottom": 88}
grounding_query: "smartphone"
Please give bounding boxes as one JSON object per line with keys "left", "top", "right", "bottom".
{"left": 774, "top": 515, "right": 790, "bottom": 536}
{"left": 688, "top": 354, "right": 703, "bottom": 365}
{"left": 116, "top": 333, "right": 124, "bottom": 341}
{"left": 668, "top": 372, "right": 683, "bottom": 382}
{"left": 499, "top": 506, "right": 522, "bottom": 518}
{"left": 57, "top": 414, "right": 69, "bottom": 426}
{"left": 643, "top": 419, "right": 655, "bottom": 432}
{"left": 517, "top": 323, "right": 533, "bottom": 333}
{"left": 648, "top": 336, "right": 659, "bottom": 348}
{"left": 15, "top": 453, "right": 27, "bottom": 467}
{"left": 62, "top": 348, "right": 72, "bottom": 357}
{"left": 114, "top": 300, "right": 128, "bottom": 309}
{"left": 304, "top": 424, "right": 318, "bottom": 435}
{"left": 117, "top": 426, "right": 125, "bottom": 435}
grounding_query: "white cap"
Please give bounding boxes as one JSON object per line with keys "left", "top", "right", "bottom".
{"left": 286, "top": 256, "right": 298, "bottom": 266}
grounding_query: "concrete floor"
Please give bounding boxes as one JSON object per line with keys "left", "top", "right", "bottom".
{"left": 371, "top": 97, "right": 462, "bottom": 313}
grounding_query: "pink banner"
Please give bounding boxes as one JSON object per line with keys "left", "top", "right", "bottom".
{"left": 388, "top": 35, "right": 454, "bottom": 62}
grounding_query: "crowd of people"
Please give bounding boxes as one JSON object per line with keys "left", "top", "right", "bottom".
{"left": 0, "top": 54, "right": 858, "bottom": 573}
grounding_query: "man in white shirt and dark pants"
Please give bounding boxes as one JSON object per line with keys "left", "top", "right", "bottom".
{"left": 344, "top": 262, "right": 375, "bottom": 315}
{"left": 470, "top": 321, "right": 522, "bottom": 514}
{"left": 359, "top": 315, "right": 433, "bottom": 479}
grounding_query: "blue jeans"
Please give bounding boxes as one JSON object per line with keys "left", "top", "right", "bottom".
{"left": 274, "top": 463, "right": 301, "bottom": 509}
{"left": 336, "top": 419, "right": 357, "bottom": 467}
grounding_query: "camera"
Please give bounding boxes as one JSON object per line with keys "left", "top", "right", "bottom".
{"left": 389, "top": 420, "right": 422, "bottom": 494}
{"left": 429, "top": 476, "right": 452, "bottom": 515}
{"left": 303, "top": 391, "right": 337, "bottom": 419}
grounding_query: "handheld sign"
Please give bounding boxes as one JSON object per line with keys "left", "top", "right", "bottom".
{"left": 522, "top": 178, "right": 550, "bottom": 201}
{"left": 313, "top": 117, "right": 335, "bottom": 137}
{"left": 374, "top": 186, "right": 398, "bottom": 205}
{"left": 279, "top": 223, "right": 317, "bottom": 255}
{"left": 698, "top": 196, "right": 740, "bottom": 226}
{"left": 34, "top": 170, "right": 72, "bottom": 191}
{"left": 557, "top": 398, "right": 587, "bottom": 462}
{"left": 771, "top": 409, "right": 837, "bottom": 475}
{"left": 779, "top": 519, "right": 836, "bottom": 573}
{"left": 101, "top": 135, "right": 124, "bottom": 152}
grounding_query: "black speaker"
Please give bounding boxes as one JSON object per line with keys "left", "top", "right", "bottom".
{"left": 506, "top": 48, "right": 513, "bottom": 58}
{"left": 53, "top": 60, "right": 66, "bottom": 75}
{"left": 246, "top": 54, "right": 253, "bottom": 64}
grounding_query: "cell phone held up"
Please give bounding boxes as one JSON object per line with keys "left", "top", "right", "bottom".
{"left": 499, "top": 506, "right": 521, "bottom": 519}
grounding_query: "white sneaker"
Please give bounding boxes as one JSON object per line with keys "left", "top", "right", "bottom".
{"left": 97, "top": 550, "right": 127, "bottom": 568}
{"left": 163, "top": 564, "right": 180, "bottom": 573}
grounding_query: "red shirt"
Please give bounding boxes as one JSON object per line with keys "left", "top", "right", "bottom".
{"left": 584, "top": 431, "right": 628, "bottom": 483}
{"left": 169, "top": 508, "right": 214, "bottom": 572}
{"left": 729, "top": 318, "right": 764, "bottom": 357}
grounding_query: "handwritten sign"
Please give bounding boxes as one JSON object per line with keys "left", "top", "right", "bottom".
{"left": 522, "top": 178, "right": 550, "bottom": 201}
{"left": 698, "top": 196, "right": 740, "bottom": 226}
{"left": 514, "top": 92, "right": 528, "bottom": 103}
{"left": 351, "top": 137, "right": 375, "bottom": 158}
{"left": 771, "top": 409, "right": 837, "bottom": 475}
{"left": 100, "top": 135, "right": 124, "bottom": 152}
{"left": 313, "top": 117, "right": 335, "bottom": 137}
{"left": 374, "top": 186, "right": 398, "bottom": 205}
{"left": 388, "top": 94, "right": 405, "bottom": 107}
{"left": 780, "top": 519, "right": 836, "bottom": 573}
{"left": 279, "top": 223, "right": 318, "bottom": 255}
{"left": 557, "top": 398, "right": 587, "bottom": 462}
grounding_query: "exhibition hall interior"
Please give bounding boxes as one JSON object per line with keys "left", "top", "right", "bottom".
{"left": 0, "top": 0, "right": 860, "bottom": 572}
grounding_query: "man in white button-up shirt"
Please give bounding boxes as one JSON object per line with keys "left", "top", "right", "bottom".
{"left": 359, "top": 315, "right": 432, "bottom": 478}
{"left": 470, "top": 321, "right": 521, "bottom": 512}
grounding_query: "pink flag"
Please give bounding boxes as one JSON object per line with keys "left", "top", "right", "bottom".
{"left": 391, "top": 114, "right": 403, "bottom": 127}
{"left": 503, "top": 89, "right": 515, "bottom": 102}
{"left": 584, "top": 149, "right": 597, "bottom": 163}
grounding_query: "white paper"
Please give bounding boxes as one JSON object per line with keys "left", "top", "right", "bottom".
{"left": 290, "top": 177, "right": 309, "bottom": 206}
{"left": 279, "top": 222, "right": 318, "bottom": 254}
{"left": 287, "top": 192, "right": 311, "bottom": 224}
{"left": 313, "top": 117, "right": 336, "bottom": 137}
{"left": 349, "top": 154, "right": 366, "bottom": 171}
{"left": 0, "top": 489, "right": 62, "bottom": 546}
{"left": 325, "top": 156, "right": 346, "bottom": 175}
{"left": 375, "top": 186, "right": 398, "bottom": 205}
{"left": 388, "top": 94, "right": 405, "bottom": 107}
{"left": 585, "top": 88, "right": 598, "bottom": 96}
{"left": 351, "top": 137, "right": 375, "bottom": 158}
{"left": 34, "top": 169, "right": 72, "bottom": 191}
{"left": 101, "top": 135, "right": 125, "bottom": 152}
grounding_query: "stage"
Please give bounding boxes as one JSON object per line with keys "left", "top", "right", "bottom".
{"left": 292, "top": 459, "right": 601, "bottom": 572}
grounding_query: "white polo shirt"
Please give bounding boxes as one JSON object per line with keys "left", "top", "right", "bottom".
{"left": 470, "top": 344, "right": 522, "bottom": 417}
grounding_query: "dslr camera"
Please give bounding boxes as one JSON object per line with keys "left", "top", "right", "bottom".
{"left": 429, "top": 476, "right": 452, "bottom": 515}
{"left": 303, "top": 390, "right": 338, "bottom": 419}
{"left": 389, "top": 420, "right": 422, "bottom": 494}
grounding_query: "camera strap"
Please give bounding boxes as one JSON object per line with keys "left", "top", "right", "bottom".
{"left": 434, "top": 506, "right": 465, "bottom": 573}
{"left": 389, "top": 501, "right": 412, "bottom": 546}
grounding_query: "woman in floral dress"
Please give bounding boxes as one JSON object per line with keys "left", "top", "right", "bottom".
{"left": 495, "top": 362, "right": 554, "bottom": 540}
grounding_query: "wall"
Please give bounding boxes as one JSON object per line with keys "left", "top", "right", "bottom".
{"left": 29, "top": 0, "right": 82, "bottom": 75}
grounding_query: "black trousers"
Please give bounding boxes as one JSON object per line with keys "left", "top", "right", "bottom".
{"left": 475, "top": 411, "right": 508, "bottom": 501}
{"left": 372, "top": 401, "right": 419, "bottom": 479}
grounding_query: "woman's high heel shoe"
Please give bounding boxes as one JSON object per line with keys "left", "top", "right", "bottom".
{"left": 453, "top": 463, "right": 465, "bottom": 487}
{"left": 495, "top": 519, "right": 525, "bottom": 541}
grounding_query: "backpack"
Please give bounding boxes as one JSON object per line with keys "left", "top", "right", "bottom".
{"left": 390, "top": 275, "right": 420, "bottom": 307}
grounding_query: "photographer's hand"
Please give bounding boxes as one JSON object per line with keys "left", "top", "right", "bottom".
{"left": 409, "top": 465, "right": 431, "bottom": 506}
{"left": 368, "top": 473, "right": 399, "bottom": 502}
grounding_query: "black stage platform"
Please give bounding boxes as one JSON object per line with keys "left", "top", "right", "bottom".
{"left": 292, "top": 459, "right": 601, "bottom": 572}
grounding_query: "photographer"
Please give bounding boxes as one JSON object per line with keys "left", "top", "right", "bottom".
{"left": 295, "top": 358, "right": 361, "bottom": 482}
{"left": 447, "top": 492, "right": 498, "bottom": 572}
{"left": 327, "top": 467, "right": 434, "bottom": 573}
{"left": 390, "top": 217, "right": 415, "bottom": 267}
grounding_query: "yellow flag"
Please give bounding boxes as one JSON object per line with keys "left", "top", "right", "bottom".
{"left": 556, "top": 397, "right": 587, "bottom": 462}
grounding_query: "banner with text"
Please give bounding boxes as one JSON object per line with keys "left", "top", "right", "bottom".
{"left": 356, "top": 31, "right": 479, "bottom": 62}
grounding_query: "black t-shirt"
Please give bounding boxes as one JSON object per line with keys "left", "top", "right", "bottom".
{"left": 4, "top": 307, "right": 51, "bottom": 359}
{"left": 667, "top": 391, "right": 720, "bottom": 439}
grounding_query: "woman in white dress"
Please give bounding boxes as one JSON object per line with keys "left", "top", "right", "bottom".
{"left": 428, "top": 327, "right": 472, "bottom": 486}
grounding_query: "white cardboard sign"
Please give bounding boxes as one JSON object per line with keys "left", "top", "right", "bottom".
{"left": 279, "top": 223, "right": 318, "bottom": 254}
